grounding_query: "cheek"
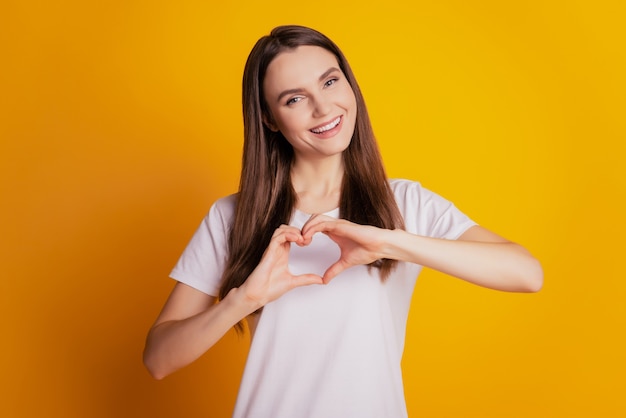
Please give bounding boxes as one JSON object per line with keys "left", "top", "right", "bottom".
{"left": 276, "top": 111, "right": 307, "bottom": 134}
{"left": 346, "top": 91, "right": 358, "bottom": 120}
{"left": 342, "top": 88, "right": 358, "bottom": 113}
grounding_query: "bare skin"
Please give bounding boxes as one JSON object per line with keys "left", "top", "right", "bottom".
{"left": 300, "top": 214, "right": 543, "bottom": 291}
{"left": 143, "top": 45, "right": 543, "bottom": 380}
{"left": 144, "top": 215, "right": 542, "bottom": 379}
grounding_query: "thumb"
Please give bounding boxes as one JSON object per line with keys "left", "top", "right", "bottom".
{"left": 291, "top": 273, "right": 324, "bottom": 288}
{"left": 322, "top": 260, "right": 349, "bottom": 284}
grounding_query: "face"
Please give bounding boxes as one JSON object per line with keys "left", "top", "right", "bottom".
{"left": 262, "top": 45, "right": 357, "bottom": 162}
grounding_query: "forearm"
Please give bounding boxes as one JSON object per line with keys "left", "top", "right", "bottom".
{"left": 143, "top": 287, "right": 258, "bottom": 380}
{"left": 381, "top": 229, "right": 543, "bottom": 292}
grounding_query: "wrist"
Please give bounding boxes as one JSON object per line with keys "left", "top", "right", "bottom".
{"left": 225, "top": 286, "right": 263, "bottom": 317}
{"left": 378, "top": 228, "right": 410, "bottom": 261}
{"left": 374, "top": 228, "right": 395, "bottom": 260}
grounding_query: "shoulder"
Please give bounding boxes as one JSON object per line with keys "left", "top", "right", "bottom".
{"left": 388, "top": 178, "right": 438, "bottom": 205}
{"left": 186, "top": 194, "right": 238, "bottom": 242}
{"left": 212, "top": 193, "right": 237, "bottom": 217}
{"left": 203, "top": 193, "right": 237, "bottom": 226}
{"left": 389, "top": 178, "right": 422, "bottom": 193}
{"left": 388, "top": 178, "right": 475, "bottom": 238}
{"left": 169, "top": 194, "right": 239, "bottom": 297}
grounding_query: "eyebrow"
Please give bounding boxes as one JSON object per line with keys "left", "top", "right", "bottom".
{"left": 275, "top": 67, "right": 341, "bottom": 103}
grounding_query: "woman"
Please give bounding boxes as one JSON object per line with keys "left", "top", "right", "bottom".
{"left": 143, "top": 25, "right": 543, "bottom": 417}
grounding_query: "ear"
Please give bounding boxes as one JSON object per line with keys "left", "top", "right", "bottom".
{"left": 262, "top": 113, "right": 279, "bottom": 132}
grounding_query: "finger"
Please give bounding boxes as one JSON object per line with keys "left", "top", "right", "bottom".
{"left": 301, "top": 219, "right": 337, "bottom": 241}
{"left": 273, "top": 224, "right": 303, "bottom": 237}
{"left": 301, "top": 213, "right": 333, "bottom": 233}
{"left": 322, "top": 260, "right": 349, "bottom": 284}
{"left": 269, "top": 228, "right": 304, "bottom": 248}
{"left": 290, "top": 273, "right": 324, "bottom": 288}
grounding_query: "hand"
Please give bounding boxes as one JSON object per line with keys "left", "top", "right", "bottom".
{"left": 301, "top": 214, "right": 390, "bottom": 283}
{"left": 239, "top": 225, "right": 324, "bottom": 308}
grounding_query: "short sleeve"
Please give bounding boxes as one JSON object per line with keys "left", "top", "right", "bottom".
{"left": 390, "top": 179, "right": 476, "bottom": 239}
{"left": 169, "top": 194, "right": 236, "bottom": 296}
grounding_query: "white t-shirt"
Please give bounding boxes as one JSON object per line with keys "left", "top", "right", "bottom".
{"left": 170, "top": 179, "right": 476, "bottom": 418}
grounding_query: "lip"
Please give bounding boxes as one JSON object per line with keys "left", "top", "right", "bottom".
{"left": 309, "top": 115, "right": 343, "bottom": 139}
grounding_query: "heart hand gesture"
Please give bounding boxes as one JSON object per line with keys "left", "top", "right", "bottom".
{"left": 301, "top": 214, "right": 391, "bottom": 283}
{"left": 239, "top": 225, "right": 324, "bottom": 309}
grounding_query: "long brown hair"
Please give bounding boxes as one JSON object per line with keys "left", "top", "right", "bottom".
{"left": 219, "top": 25, "right": 404, "bottom": 326}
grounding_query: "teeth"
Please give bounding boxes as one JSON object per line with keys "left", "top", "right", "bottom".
{"left": 311, "top": 117, "right": 341, "bottom": 133}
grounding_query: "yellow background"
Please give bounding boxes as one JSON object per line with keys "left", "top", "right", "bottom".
{"left": 2, "top": 0, "right": 624, "bottom": 417}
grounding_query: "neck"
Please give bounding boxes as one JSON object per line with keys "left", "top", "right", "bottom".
{"left": 291, "top": 155, "right": 344, "bottom": 213}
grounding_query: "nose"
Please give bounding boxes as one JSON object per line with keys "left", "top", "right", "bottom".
{"left": 311, "top": 94, "right": 332, "bottom": 118}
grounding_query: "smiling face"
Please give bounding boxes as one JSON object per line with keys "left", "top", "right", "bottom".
{"left": 262, "top": 45, "right": 358, "bottom": 163}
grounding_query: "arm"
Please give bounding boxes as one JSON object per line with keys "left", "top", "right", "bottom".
{"left": 143, "top": 283, "right": 255, "bottom": 380}
{"left": 301, "top": 216, "right": 543, "bottom": 292}
{"left": 385, "top": 225, "right": 543, "bottom": 292}
{"left": 143, "top": 225, "right": 324, "bottom": 380}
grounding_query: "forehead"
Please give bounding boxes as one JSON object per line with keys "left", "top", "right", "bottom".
{"left": 263, "top": 45, "right": 340, "bottom": 91}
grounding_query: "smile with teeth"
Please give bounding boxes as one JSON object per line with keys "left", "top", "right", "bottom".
{"left": 310, "top": 116, "right": 341, "bottom": 134}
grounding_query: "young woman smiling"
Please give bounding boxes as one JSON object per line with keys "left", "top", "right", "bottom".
{"left": 143, "top": 25, "right": 543, "bottom": 418}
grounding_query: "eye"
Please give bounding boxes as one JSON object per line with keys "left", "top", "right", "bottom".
{"left": 324, "top": 77, "right": 339, "bottom": 88}
{"left": 286, "top": 96, "right": 303, "bottom": 106}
